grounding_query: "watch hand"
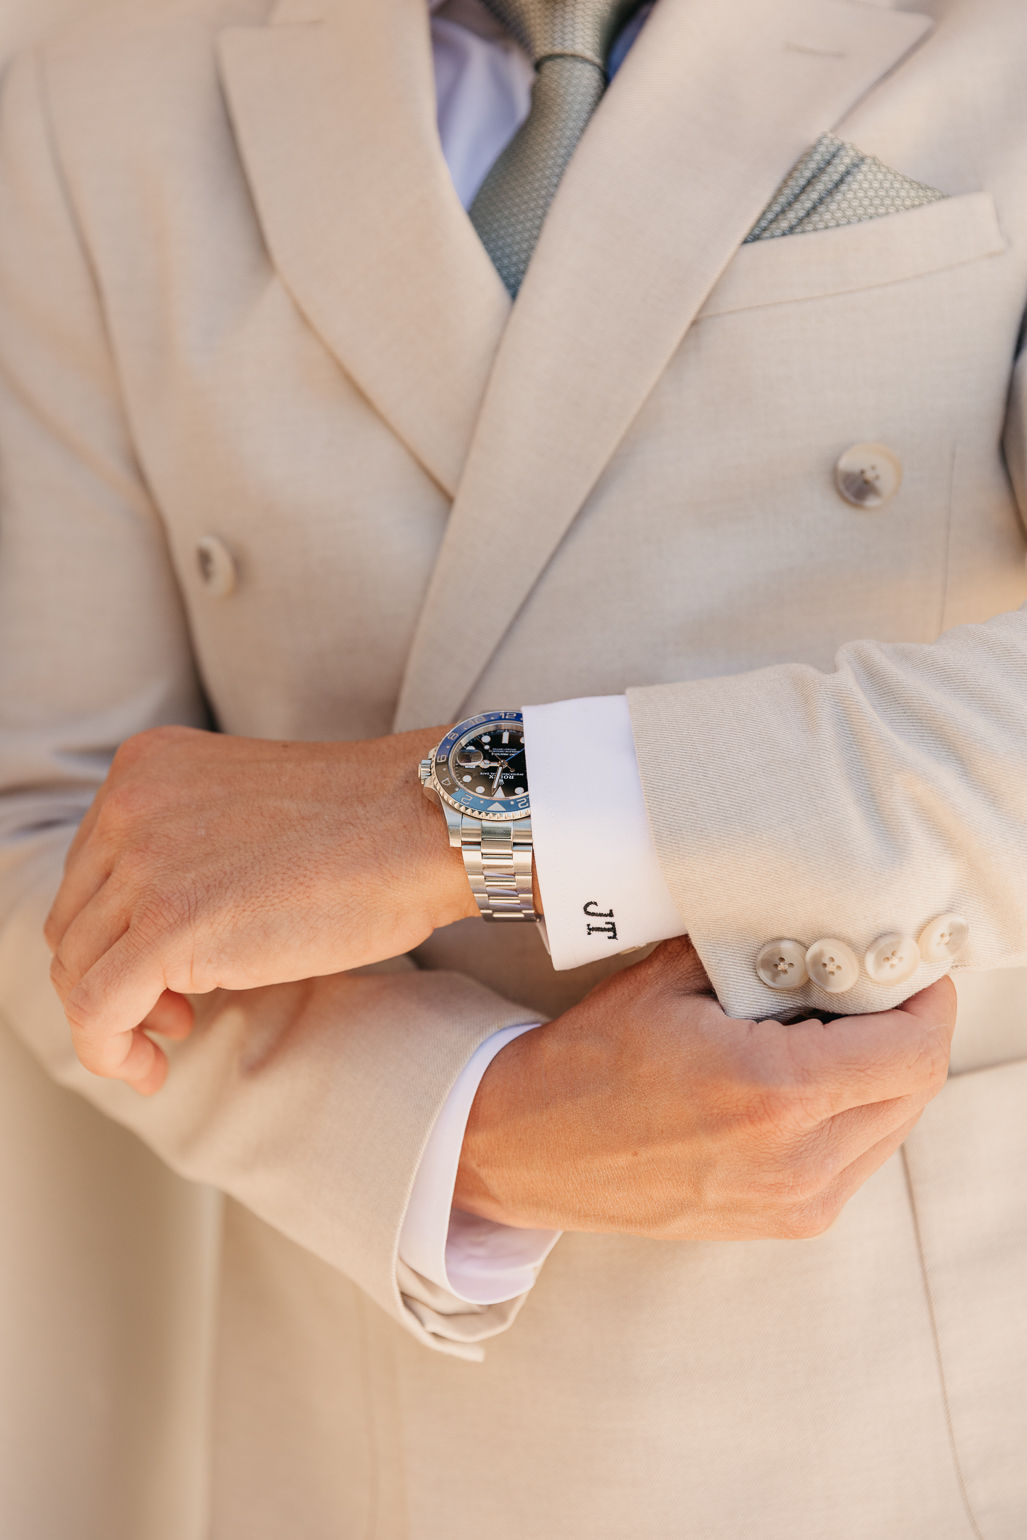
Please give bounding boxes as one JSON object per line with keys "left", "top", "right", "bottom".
{"left": 491, "top": 763, "right": 504, "bottom": 794}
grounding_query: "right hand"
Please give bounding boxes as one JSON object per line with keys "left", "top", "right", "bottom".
{"left": 454, "top": 936, "right": 956, "bottom": 1240}
{"left": 44, "top": 723, "right": 477, "bottom": 1094}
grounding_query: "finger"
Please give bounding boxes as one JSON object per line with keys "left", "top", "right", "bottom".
{"left": 117, "top": 1029, "right": 168, "bottom": 1097}
{"left": 794, "top": 1111, "right": 924, "bottom": 1236}
{"left": 799, "top": 1087, "right": 930, "bottom": 1182}
{"left": 771, "top": 990, "right": 953, "bottom": 1118}
{"left": 49, "top": 877, "right": 130, "bottom": 997}
{"left": 59, "top": 929, "right": 173, "bottom": 1084}
{"left": 62, "top": 779, "right": 110, "bottom": 867}
{"left": 44, "top": 830, "right": 115, "bottom": 955}
{"left": 896, "top": 973, "right": 957, "bottom": 1040}
{"left": 140, "top": 989, "right": 195, "bottom": 1041}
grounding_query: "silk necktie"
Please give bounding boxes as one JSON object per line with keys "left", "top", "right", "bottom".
{"left": 470, "top": 0, "right": 642, "bottom": 296}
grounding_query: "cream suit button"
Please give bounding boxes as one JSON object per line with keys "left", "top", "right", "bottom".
{"left": 755, "top": 939, "right": 810, "bottom": 990}
{"left": 834, "top": 442, "right": 903, "bottom": 508}
{"left": 864, "top": 932, "right": 920, "bottom": 986}
{"left": 196, "top": 535, "right": 237, "bottom": 597}
{"left": 806, "top": 937, "right": 860, "bottom": 994}
{"left": 918, "top": 912, "right": 969, "bottom": 963}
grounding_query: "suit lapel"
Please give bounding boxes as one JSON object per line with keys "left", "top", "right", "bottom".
{"left": 394, "top": 0, "right": 932, "bottom": 729}
{"left": 217, "top": 0, "right": 510, "bottom": 499}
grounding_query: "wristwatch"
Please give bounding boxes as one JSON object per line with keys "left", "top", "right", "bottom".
{"left": 419, "top": 710, "right": 539, "bottom": 923}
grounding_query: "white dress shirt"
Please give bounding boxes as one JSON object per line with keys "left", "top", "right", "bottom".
{"left": 398, "top": 0, "right": 683, "bottom": 1305}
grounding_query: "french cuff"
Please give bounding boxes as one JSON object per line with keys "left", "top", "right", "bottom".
{"left": 522, "top": 695, "right": 687, "bottom": 972}
{"left": 399, "top": 1021, "right": 560, "bottom": 1306}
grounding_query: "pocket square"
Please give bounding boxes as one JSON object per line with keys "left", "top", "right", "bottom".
{"left": 745, "top": 132, "right": 947, "bottom": 242}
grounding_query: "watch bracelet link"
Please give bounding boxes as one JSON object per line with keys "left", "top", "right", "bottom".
{"left": 459, "top": 813, "right": 538, "bottom": 922}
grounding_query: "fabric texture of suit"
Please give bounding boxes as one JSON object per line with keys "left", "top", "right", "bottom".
{"left": 1, "top": 0, "right": 1027, "bottom": 1534}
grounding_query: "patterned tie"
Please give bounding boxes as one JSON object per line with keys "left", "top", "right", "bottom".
{"left": 470, "top": 0, "right": 643, "bottom": 296}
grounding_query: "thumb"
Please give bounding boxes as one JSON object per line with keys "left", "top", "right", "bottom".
{"left": 646, "top": 935, "right": 716, "bottom": 997}
{"left": 896, "top": 972, "right": 957, "bottom": 1044}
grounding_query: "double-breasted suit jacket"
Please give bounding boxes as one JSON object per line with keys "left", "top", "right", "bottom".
{"left": 2, "top": 0, "right": 1027, "bottom": 1533}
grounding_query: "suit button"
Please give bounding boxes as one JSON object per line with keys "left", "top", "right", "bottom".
{"left": 918, "top": 912, "right": 969, "bottom": 962}
{"left": 806, "top": 937, "right": 859, "bottom": 994}
{"left": 755, "top": 938, "right": 809, "bottom": 989}
{"left": 864, "top": 932, "right": 920, "bottom": 986}
{"left": 195, "top": 535, "right": 237, "bottom": 597}
{"left": 834, "top": 442, "right": 903, "bottom": 508}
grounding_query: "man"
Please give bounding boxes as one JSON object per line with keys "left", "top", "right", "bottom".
{"left": 1, "top": 0, "right": 1026, "bottom": 1535}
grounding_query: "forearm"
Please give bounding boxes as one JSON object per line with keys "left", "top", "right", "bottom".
{"left": 0, "top": 827, "right": 540, "bottom": 1353}
{"left": 628, "top": 605, "right": 1027, "bottom": 1021}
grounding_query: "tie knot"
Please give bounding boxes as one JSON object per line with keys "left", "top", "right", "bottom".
{"left": 479, "top": 0, "right": 641, "bottom": 71}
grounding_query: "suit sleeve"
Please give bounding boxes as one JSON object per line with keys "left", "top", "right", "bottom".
{"left": 627, "top": 354, "right": 1027, "bottom": 1019}
{"left": 0, "top": 47, "right": 536, "bottom": 1360}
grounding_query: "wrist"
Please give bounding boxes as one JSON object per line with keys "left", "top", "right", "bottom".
{"left": 453, "top": 1025, "right": 557, "bottom": 1228}
{"left": 403, "top": 726, "right": 482, "bottom": 930}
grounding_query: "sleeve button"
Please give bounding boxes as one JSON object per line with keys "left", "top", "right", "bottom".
{"left": 806, "top": 937, "right": 860, "bottom": 994}
{"left": 918, "top": 913, "right": 969, "bottom": 963}
{"left": 864, "top": 932, "right": 920, "bottom": 985}
{"left": 755, "top": 939, "right": 810, "bottom": 990}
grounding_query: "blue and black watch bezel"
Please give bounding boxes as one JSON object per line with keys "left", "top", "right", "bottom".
{"left": 432, "top": 710, "right": 529, "bottom": 822}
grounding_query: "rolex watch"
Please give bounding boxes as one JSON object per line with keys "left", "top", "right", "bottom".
{"left": 419, "top": 710, "right": 539, "bottom": 923}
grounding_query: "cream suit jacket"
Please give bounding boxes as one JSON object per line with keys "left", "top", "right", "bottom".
{"left": 2, "top": 0, "right": 1027, "bottom": 1535}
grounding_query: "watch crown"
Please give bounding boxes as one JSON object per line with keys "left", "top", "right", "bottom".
{"left": 418, "top": 757, "right": 432, "bottom": 785}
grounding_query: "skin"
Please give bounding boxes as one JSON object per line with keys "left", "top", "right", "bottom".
{"left": 45, "top": 725, "right": 955, "bottom": 1241}
{"left": 455, "top": 936, "right": 955, "bottom": 1239}
{"left": 45, "top": 724, "right": 478, "bottom": 1093}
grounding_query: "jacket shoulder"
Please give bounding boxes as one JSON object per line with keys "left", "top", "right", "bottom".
{"left": 31, "top": 0, "right": 274, "bottom": 116}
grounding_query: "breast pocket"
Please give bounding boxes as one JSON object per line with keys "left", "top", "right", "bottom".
{"left": 698, "top": 191, "right": 1006, "bottom": 319}
{"left": 655, "top": 189, "right": 1021, "bottom": 678}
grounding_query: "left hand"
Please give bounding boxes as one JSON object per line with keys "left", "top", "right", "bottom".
{"left": 45, "top": 724, "right": 478, "bottom": 1094}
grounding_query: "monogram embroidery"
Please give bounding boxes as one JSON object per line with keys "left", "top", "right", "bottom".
{"left": 584, "top": 900, "right": 617, "bottom": 941}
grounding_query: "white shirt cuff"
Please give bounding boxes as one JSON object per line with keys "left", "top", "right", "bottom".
{"left": 522, "top": 695, "right": 687, "bottom": 972}
{"left": 399, "top": 1022, "right": 561, "bottom": 1305}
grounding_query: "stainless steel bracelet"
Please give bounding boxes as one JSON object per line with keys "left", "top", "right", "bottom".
{"left": 456, "top": 812, "right": 537, "bottom": 922}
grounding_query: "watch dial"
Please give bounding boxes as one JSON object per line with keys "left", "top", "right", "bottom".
{"left": 449, "top": 725, "right": 528, "bottom": 803}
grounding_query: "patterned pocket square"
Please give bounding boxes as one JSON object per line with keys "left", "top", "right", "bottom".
{"left": 745, "top": 132, "right": 947, "bottom": 242}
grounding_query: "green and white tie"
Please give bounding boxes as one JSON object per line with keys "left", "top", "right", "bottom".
{"left": 470, "top": 0, "right": 643, "bottom": 296}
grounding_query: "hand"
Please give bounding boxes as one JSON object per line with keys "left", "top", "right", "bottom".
{"left": 44, "top": 724, "right": 479, "bottom": 1094}
{"left": 454, "top": 937, "right": 955, "bottom": 1240}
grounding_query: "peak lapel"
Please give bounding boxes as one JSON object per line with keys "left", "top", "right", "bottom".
{"left": 394, "top": 0, "right": 932, "bottom": 729}
{"left": 217, "top": 0, "right": 510, "bottom": 499}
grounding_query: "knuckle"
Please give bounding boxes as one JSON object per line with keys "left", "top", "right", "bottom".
{"left": 745, "top": 1083, "right": 815, "bottom": 1138}
{"left": 64, "top": 1005, "right": 130, "bottom": 1079}
{"left": 43, "top": 909, "right": 61, "bottom": 950}
{"left": 773, "top": 1161, "right": 826, "bottom": 1213}
{"left": 134, "top": 884, "right": 199, "bottom": 941}
{"left": 110, "top": 732, "right": 151, "bottom": 774}
{"left": 775, "top": 1197, "right": 838, "bottom": 1241}
{"left": 114, "top": 725, "right": 183, "bottom": 766}
{"left": 49, "top": 951, "right": 74, "bottom": 994}
{"left": 100, "top": 776, "right": 162, "bottom": 830}
{"left": 75, "top": 1040, "right": 116, "bottom": 1077}
{"left": 924, "top": 1038, "right": 951, "bottom": 1094}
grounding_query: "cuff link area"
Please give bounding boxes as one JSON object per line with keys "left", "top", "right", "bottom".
{"left": 754, "top": 915, "right": 970, "bottom": 992}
